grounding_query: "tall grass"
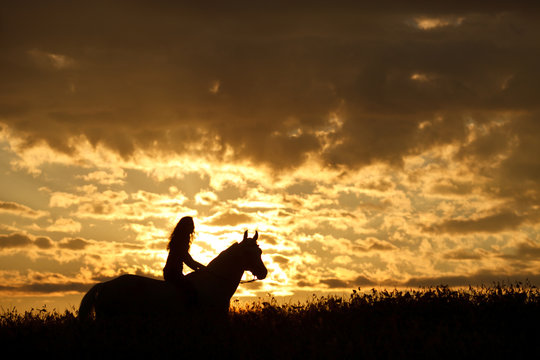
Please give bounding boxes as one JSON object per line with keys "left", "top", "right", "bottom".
{"left": 2, "top": 283, "right": 539, "bottom": 358}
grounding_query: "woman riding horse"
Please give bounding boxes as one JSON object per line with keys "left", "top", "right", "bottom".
{"left": 78, "top": 230, "right": 267, "bottom": 319}
{"left": 163, "top": 216, "right": 205, "bottom": 305}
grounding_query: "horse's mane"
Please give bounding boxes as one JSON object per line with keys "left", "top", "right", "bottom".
{"left": 207, "top": 242, "right": 239, "bottom": 268}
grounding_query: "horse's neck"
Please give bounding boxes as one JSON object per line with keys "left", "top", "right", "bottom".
{"left": 206, "top": 243, "right": 244, "bottom": 296}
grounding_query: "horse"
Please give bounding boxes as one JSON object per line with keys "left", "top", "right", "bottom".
{"left": 78, "top": 231, "right": 267, "bottom": 320}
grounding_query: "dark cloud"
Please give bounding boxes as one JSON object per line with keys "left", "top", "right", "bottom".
{"left": 1, "top": 1, "right": 540, "bottom": 243}
{"left": 58, "top": 238, "right": 91, "bottom": 250}
{"left": 353, "top": 275, "right": 375, "bottom": 286}
{"left": 0, "top": 282, "right": 90, "bottom": 294}
{"left": 322, "top": 270, "right": 540, "bottom": 290}
{"left": 403, "top": 270, "right": 540, "bottom": 287}
{"left": 355, "top": 238, "right": 397, "bottom": 252}
{"left": 499, "top": 240, "right": 540, "bottom": 260}
{"left": 431, "top": 180, "right": 475, "bottom": 196}
{"left": 321, "top": 275, "right": 375, "bottom": 288}
{"left": 366, "top": 241, "right": 397, "bottom": 252}
{"left": 0, "top": 233, "right": 33, "bottom": 248}
{"left": 516, "top": 240, "right": 540, "bottom": 258}
{"left": 149, "top": 240, "right": 168, "bottom": 250}
{"left": 497, "top": 115, "right": 540, "bottom": 200}
{"left": 261, "top": 234, "right": 278, "bottom": 245}
{"left": 443, "top": 248, "right": 486, "bottom": 260}
{"left": 425, "top": 210, "right": 526, "bottom": 234}
{"left": 0, "top": 233, "right": 93, "bottom": 251}
{"left": 34, "top": 236, "right": 54, "bottom": 249}
{"left": 273, "top": 255, "right": 289, "bottom": 265}
{"left": 207, "top": 210, "right": 253, "bottom": 226}
{"left": 0, "top": 201, "right": 46, "bottom": 218}
{"left": 117, "top": 243, "right": 145, "bottom": 251}
{"left": 297, "top": 280, "right": 314, "bottom": 287}
{"left": 243, "top": 280, "right": 264, "bottom": 290}
{"left": 321, "top": 278, "right": 350, "bottom": 288}
{"left": 1, "top": 2, "right": 539, "bottom": 172}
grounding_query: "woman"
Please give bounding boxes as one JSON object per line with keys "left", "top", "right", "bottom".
{"left": 163, "top": 216, "right": 205, "bottom": 305}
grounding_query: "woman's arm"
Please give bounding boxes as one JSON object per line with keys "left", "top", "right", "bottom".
{"left": 184, "top": 252, "right": 205, "bottom": 271}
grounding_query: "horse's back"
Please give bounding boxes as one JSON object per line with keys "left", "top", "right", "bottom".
{"left": 93, "top": 274, "right": 185, "bottom": 318}
{"left": 106, "top": 274, "right": 164, "bottom": 291}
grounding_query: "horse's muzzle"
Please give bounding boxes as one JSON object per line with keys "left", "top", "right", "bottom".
{"left": 255, "top": 268, "right": 268, "bottom": 280}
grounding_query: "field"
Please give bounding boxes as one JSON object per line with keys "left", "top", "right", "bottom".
{"left": 2, "top": 283, "right": 540, "bottom": 359}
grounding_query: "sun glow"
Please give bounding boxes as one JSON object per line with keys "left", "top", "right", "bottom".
{"left": 2, "top": 3, "right": 540, "bottom": 313}
{"left": 414, "top": 16, "right": 465, "bottom": 30}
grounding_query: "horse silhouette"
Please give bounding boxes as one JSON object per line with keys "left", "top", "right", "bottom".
{"left": 78, "top": 231, "right": 267, "bottom": 319}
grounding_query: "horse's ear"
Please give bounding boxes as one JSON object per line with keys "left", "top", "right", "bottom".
{"left": 253, "top": 231, "right": 258, "bottom": 242}
{"left": 243, "top": 230, "right": 248, "bottom": 242}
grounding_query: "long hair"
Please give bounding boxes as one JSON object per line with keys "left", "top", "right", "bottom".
{"left": 167, "top": 216, "right": 195, "bottom": 251}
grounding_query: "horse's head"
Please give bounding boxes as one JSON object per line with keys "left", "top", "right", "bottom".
{"left": 239, "top": 230, "right": 267, "bottom": 280}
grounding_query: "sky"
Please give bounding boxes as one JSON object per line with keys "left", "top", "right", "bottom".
{"left": 1, "top": 1, "right": 540, "bottom": 311}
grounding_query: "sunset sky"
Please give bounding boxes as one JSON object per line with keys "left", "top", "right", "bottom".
{"left": 2, "top": 1, "right": 540, "bottom": 311}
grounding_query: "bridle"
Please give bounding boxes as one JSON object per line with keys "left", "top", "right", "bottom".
{"left": 202, "top": 267, "right": 260, "bottom": 284}
{"left": 201, "top": 242, "right": 263, "bottom": 284}
{"left": 240, "top": 276, "right": 259, "bottom": 284}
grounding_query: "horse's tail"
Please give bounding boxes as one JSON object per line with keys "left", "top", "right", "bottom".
{"left": 78, "top": 283, "right": 101, "bottom": 321}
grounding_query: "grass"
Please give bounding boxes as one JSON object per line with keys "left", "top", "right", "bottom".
{"left": 2, "top": 283, "right": 540, "bottom": 358}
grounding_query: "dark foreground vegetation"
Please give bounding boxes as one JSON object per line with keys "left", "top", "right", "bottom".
{"left": 2, "top": 283, "right": 540, "bottom": 359}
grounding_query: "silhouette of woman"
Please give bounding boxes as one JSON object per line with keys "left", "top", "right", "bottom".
{"left": 163, "top": 216, "right": 205, "bottom": 305}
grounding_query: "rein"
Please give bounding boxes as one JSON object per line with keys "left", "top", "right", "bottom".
{"left": 202, "top": 268, "right": 259, "bottom": 284}
{"left": 199, "top": 241, "right": 262, "bottom": 285}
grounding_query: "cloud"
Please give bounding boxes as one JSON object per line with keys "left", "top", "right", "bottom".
{"left": 0, "top": 3, "right": 538, "bottom": 174}
{"left": 34, "top": 236, "right": 54, "bottom": 249}
{"left": 58, "top": 238, "right": 91, "bottom": 250}
{"left": 354, "top": 238, "right": 397, "bottom": 252}
{"left": 78, "top": 169, "right": 126, "bottom": 185}
{"left": 321, "top": 275, "right": 375, "bottom": 289}
{"left": 207, "top": 210, "right": 254, "bottom": 226}
{"left": 2, "top": 3, "right": 537, "bottom": 247}
{"left": 272, "top": 255, "right": 289, "bottom": 265}
{"left": 430, "top": 180, "right": 474, "bottom": 196}
{"left": 320, "top": 270, "right": 540, "bottom": 290}
{"left": 516, "top": 240, "right": 540, "bottom": 258}
{"left": 0, "top": 201, "right": 48, "bottom": 218}
{"left": 321, "top": 278, "right": 350, "bottom": 288}
{"left": 46, "top": 218, "right": 82, "bottom": 233}
{"left": 195, "top": 191, "right": 218, "bottom": 205}
{"left": 403, "top": 270, "right": 540, "bottom": 287}
{"left": 47, "top": 186, "right": 189, "bottom": 221}
{"left": 0, "top": 232, "right": 94, "bottom": 251}
{"left": 443, "top": 248, "right": 487, "bottom": 260}
{"left": 1, "top": 2, "right": 539, "bottom": 230}
{"left": 0, "top": 282, "right": 90, "bottom": 294}
{"left": 1, "top": 2, "right": 540, "bottom": 305}
{"left": 499, "top": 239, "right": 540, "bottom": 260}
{"left": 425, "top": 210, "right": 526, "bottom": 234}
{"left": 27, "top": 49, "right": 76, "bottom": 70}
{"left": 0, "top": 233, "right": 33, "bottom": 248}
{"left": 0, "top": 233, "right": 55, "bottom": 250}
{"left": 414, "top": 16, "right": 465, "bottom": 30}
